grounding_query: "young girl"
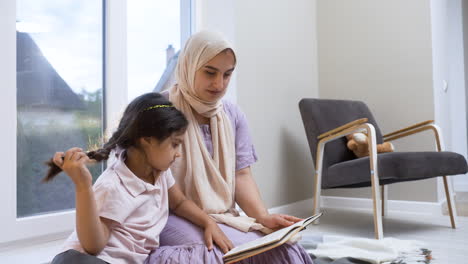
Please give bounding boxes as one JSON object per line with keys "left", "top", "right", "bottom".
{"left": 46, "top": 93, "right": 233, "bottom": 264}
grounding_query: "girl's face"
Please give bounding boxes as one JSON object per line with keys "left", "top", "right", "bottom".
{"left": 194, "top": 50, "right": 236, "bottom": 102}
{"left": 141, "top": 132, "right": 184, "bottom": 172}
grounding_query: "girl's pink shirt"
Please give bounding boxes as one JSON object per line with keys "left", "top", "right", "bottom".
{"left": 61, "top": 151, "right": 175, "bottom": 264}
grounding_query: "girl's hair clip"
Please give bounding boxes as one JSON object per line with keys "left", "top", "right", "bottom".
{"left": 143, "top": 104, "right": 174, "bottom": 111}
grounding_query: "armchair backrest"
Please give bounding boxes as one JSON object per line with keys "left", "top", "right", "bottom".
{"left": 299, "top": 98, "right": 384, "bottom": 171}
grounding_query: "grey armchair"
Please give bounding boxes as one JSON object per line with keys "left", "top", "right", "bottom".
{"left": 299, "top": 98, "right": 468, "bottom": 239}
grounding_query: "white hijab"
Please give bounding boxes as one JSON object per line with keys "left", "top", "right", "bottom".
{"left": 169, "top": 31, "right": 269, "bottom": 233}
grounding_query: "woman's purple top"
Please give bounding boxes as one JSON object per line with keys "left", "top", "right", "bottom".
{"left": 161, "top": 91, "right": 258, "bottom": 171}
{"left": 150, "top": 92, "right": 314, "bottom": 264}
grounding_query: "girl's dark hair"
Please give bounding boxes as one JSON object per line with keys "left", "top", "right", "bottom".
{"left": 43, "top": 92, "right": 188, "bottom": 182}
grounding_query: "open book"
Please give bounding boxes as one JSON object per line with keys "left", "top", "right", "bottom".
{"left": 223, "top": 212, "right": 323, "bottom": 263}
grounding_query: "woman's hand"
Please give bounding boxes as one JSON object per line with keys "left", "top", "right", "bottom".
{"left": 203, "top": 220, "right": 234, "bottom": 254}
{"left": 53, "top": 147, "right": 93, "bottom": 191}
{"left": 257, "top": 214, "right": 303, "bottom": 230}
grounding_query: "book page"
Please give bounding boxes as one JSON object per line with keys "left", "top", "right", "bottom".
{"left": 223, "top": 213, "right": 322, "bottom": 259}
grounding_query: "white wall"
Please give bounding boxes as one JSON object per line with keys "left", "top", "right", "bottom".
{"left": 199, "top": 0, "right": 467, "bottom": 207}
{"left": 234, "top": 0, "right": 319, "bottom": 207}
{"left": 316, "top": 0, "right": 439, "bottom": 202}
{"left": 464, "top": 1, "right": 468, "bottom": 180}
{"left": 195, "top": 0, "right": 237, "bottom": 102}
{"left": 430, "top": 0, "right": 467, "bottom": 193}
{"left": 0, "top": 0, "right": 18, "bottom": 242}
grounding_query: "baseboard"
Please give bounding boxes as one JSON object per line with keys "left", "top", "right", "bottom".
{"left": 454, "top": 182, "right": 468, "bottom": 192}
{"left": 322, "top": 196, "right": 444, "bottom": 216}
{"left": 268, "top": 198, "right": 314, "bottom": 215}
{"left": 268, "top": 196, "right": 444, "bottom": 216}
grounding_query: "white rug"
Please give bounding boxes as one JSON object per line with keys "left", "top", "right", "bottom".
{"left": 300, "top": 234, "right": 432, "bottom": 264}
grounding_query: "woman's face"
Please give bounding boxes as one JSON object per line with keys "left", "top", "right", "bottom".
{"left": 194, "top": 50, "right": 236, "bottom": 102}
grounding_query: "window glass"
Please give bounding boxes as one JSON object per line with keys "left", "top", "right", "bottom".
{"left": 128, "top": 0, "right": 181, "bottom": 100}
{"left": 16, "top": 0, "right": 104, "bottom": 217}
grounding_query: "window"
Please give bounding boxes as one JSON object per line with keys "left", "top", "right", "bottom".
{"left": 127, "top": 0, "right": 191, "bottom": 100}
{"left": 16, "top": 0, "right": 104, "bottom": 218}
{"left": 0, "top": 0, "right": 193, "bottom": 245}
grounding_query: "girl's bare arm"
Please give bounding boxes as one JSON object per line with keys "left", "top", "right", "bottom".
{"left": 74, "top": 186, "right": 111, "bottom": 255}
{"left": 53, "top": 148, "right": 111, "bottom": 255}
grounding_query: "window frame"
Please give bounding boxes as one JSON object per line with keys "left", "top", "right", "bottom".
{"left": 0, "top": 0, "right": 193, "bottom": 246}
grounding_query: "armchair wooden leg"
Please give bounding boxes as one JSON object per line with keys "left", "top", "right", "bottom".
{"left": 367, "top": 124, "right": 383, "bottom": 239}
{"left": 443, "top": 176, "right": 457, "bottom": 228}
{"left": 313, "top": 142, "right": 325, "bottom": 225}
{"left": 431, "top": 125, "right": 457, "bottom": 229}
{"left": 381, "top": 185, "right": 388, "bottom": 217}
{"left": 312, "top": 172, "right": 322, "bottom": 225}
{"left": 371, "top": 177, "right": 383, "bottom": 239}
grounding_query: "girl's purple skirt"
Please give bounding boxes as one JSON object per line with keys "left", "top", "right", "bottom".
{"left": 145, "top": 213, "right": 313, "bottom": 264}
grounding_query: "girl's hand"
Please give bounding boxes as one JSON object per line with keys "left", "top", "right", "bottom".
{"left": 257, "top": 214, "right": 303, "bottom": 230}
{"left": 203, "top": 220, "right": 234, "bottom": 254}
{"left": 53, "top": 147, "right": 93, "bottom": 191}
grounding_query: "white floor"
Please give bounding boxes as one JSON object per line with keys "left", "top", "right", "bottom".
{"left": 1, "top": 203, "right": 467, "bottom": 263}
{"left": 296, "top": 207, "right": 468, "bottom": 264}
{"left": 0, "top": 238, "right": 63, "bottom": 264}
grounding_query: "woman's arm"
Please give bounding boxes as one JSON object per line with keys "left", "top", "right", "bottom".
{"left": 168, "top": 183, "right": 233, "bottom": 253}
{"left": 234, "top": 167, "right": 268, "bottom": 219}
{"left": 235, "top": 167, "right": 303, "bottom": 230}
{"left": 53, "top": 148, "right": 111, "bottom": 255}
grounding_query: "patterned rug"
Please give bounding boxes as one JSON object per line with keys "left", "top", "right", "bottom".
{"left": 299, "top": 234, "right": 432, "bottom": 264}
{"left": 384, "top": 248, "right": 432, "bottom": 264}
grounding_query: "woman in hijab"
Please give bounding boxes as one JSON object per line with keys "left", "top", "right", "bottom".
{"left": 146, "top": 31, "right": 313, "bottom": 264}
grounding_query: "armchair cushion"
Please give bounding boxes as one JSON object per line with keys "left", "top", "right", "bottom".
{"left": 325, "top": 151, "right": 468, "bottom": 188}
